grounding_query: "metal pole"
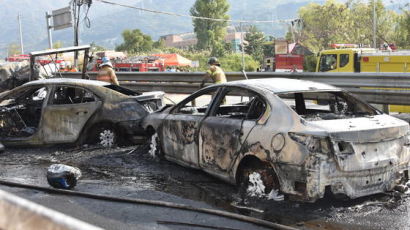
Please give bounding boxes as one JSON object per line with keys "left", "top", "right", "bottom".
{"left": 373, "top": 0, "right": 377, "bottom": 48}
{"left": 73, "top": 0, "right": 79, "bottom": 68}
{"left": 17, "top": 13, "right": 24, "bottom": 54}
{"left": 45, "top": 12, "right": 53, "bottom": 49}
{"left": 240, "top": 22, "right": 245, "bottom": 72}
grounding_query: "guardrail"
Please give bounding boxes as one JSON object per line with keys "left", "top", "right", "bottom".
{"left": 60, "top": 72, "right": 410, "bottom": 106}
{"left": 0, "top": 189, "right": 102, "bottom": 230}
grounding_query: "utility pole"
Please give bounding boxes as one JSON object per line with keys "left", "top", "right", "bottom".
{"left": 17, "top": 13, "right": 24, "bottom": 54}
{"left": 240, "top": 22, "right": 246, "bottom": 73}
{"left": 73, "top": 0, "right": 80, "bottom": 67}
{"left": 45, "top": 12, "right": 53, "bottom": 49}
{"left": 373, "top": 0, "right": 377, "bottom": 48}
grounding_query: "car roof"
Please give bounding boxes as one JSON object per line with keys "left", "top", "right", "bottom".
{"left": 23, "top": 78, "right": 109, "bottom": 87}
{"left": 221, "top": 78, "right": 338, "bottom": 93}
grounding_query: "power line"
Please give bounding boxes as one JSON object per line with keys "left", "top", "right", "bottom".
{"left": 94, "top": 0, "right": 297, "bottom": 24}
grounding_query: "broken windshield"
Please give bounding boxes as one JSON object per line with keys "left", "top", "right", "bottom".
{"left": 277, "top": 91, "right": 380, "bottom": 121}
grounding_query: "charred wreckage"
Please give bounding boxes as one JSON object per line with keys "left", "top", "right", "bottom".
{"left": 0, "top": 78, "right": 163, "bottom": 147}
{"left": 143, "top": 78, "right": 410, "bottom": 202}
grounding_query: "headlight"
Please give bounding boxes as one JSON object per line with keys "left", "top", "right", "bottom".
{"left": 288, "top": 132, "right": 330, "bottom": 154}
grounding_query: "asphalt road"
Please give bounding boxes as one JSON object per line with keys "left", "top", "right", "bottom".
{"left": 1, "top": 145, "right": 410, "bottom": 230}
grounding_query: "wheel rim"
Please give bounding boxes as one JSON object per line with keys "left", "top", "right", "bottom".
{"left": 99, "top": 129, "right": 115, "bottom": 147}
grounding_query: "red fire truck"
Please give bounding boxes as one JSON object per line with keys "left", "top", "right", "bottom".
{"left": 93, "top": 56, "right": 165, "bottom": 72}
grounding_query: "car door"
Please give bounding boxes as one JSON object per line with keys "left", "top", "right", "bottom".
{"left": 199, "top": 87, "right": 268, "bottom": 179}
{"left": 41, "top": 85, "right": 102, "bottom": 143}
{"left": 161, "top": 87, "right": 221, "bottom": 168}
{"left": 0, "top": 85, "right": 50, "bottom": 145}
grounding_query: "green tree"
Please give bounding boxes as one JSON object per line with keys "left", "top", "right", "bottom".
{"left": 190, "top": 0, "right": 230, "bottom": 56}
{"left": 262, "top": 41, "right": 275, "bottom": 58}
{"left": 53, "top": 41, "right": 63, "bottom": 49}
{"left": 244, "top": 25, "right": 265, "bottom": 62}
{"left": 298, "top": 0, "right": 400, "bottom": 52}
{"left": 90, "top": 42, "right": 106, "bottom": 52}
{"left": 7, "top": 43, "right": 21, "bottom": 56}
{"left": 395, "top": 6, "right": 410, "bottom": 48}
{"left": 153, "top": 38, "right": 166, "bottom": 49}
{"left": 115, "top": 29, "right": 153, "bottom": 53}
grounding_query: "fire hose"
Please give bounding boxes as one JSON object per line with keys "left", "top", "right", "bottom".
{"left": 0, "top": 178, "right": 298, "bottom": 230}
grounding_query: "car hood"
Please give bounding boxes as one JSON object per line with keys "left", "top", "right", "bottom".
{"left": 307, "top": 114, "right": 409, "bottom": 143}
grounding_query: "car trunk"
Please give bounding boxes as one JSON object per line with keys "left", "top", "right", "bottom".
{"left": 308, "top": 115, "right": 409, "bottom": 172}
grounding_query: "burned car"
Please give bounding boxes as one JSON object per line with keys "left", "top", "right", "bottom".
{"left": 143, "top": 78, "right": 410, "bottom": 202}
{"left": 0, "top": 78, "right": 163, "bottom": 147}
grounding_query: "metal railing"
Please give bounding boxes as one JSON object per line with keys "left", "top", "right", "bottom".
{"left": 60, "top": 72, "right": 410, "bottom": 105}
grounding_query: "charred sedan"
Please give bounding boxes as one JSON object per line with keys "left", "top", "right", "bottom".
{"left": 143, "top": 78, "right": 410, "bottom": 202}
{"left": 0, "top": 78, "right": 163, "bottom": 147}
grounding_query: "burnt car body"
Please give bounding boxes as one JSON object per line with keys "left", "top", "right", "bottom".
{"left": 0, "top": 78, "right": 163, "bottom": 147}
{"left": 143, "top": 78, "right": 410, "bottom": 202}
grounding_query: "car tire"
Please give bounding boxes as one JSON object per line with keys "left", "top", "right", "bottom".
{"left": 94, "top": 125, "right": 118, "bottom": 148}
{"left": 148, "top": 132, "right": 163, "bottom": 158}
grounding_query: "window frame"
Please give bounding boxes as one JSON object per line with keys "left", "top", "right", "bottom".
{"left": 319, "top": 54, "right": 338, "bottom": 72}
{"left": 209, "top": 86, "right": 268, "bottom": 121}
{"left": 170, "top": 86, "right": 222, "bottom": 116}
{"left": 339, "top": 54, "right": 349, "bottom": 68}
{"left": 48, "top": 85, "right": 100, "bottom": 105}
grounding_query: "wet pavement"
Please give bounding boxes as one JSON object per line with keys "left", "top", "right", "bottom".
{"left": 1, "top": 145, "right": 410, "bottom": 229}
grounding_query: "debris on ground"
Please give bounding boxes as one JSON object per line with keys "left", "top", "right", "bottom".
{"left": 267, "top": 189, "right": 284, "bottom": 201}
{"left": 246, "top": 172, "right": 284, "bottom": 201}
{"left": 46, "top": 164, "right": 82, "bottom": 189}
{"left": 148, "top": 133, "right": 158, "bottom": 158}
{"left": 247, "top": 172, "right": 266, "bottom": 198}
{"left": 394, "top": 184, "right": 408, "bottom": 193}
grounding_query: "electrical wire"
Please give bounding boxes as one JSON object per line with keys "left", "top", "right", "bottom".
{"left": 93, "top": 0, "right": 298, "bottom": 24}
{"left": 0, "top": 179, "right": 297, "bottom": 230}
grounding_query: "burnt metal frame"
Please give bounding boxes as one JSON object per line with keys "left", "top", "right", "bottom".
{"left": 29, "top": 45, "right": 91, "bottom": 81}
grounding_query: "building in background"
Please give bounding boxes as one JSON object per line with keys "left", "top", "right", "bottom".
{"left": 161, "top": 26, "right": 246, "bottom": 52}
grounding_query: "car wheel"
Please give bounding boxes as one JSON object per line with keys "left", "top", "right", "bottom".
{"left": 148, "top": 133, "right": 163, "bottom": 158}
{"left": 239, "top": 163, "right": 279, "bottom": 198}
{"left": 95, "top": 125, "right": 118, "bottom": 148}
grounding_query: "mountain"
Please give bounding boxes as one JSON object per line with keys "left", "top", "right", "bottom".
{"left": 0, "top": 0, "right": 377, "bottom": 57}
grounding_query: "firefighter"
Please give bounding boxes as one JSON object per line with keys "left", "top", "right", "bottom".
{"left": 97, "top": 57, "right": 119, "bottom": 85}
{"left": 200, "top": 57, "right": 227, "bottom": 88}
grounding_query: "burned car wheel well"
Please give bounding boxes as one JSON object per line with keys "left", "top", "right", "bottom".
{"left": 235, "top": 156, "right": 280, "bottom": 191}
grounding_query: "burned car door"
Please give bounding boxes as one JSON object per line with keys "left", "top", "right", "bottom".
{"left": 0, "top": 85, "right": 49, "bottom": 143}
{"left": 41, "top": 85, "right": 101, "bottom": 143}
{"left": 161, "top": 87, "right": 221, "bottom": 168}
{"left": 199, "top": 87, "right": 268, "bottom": 178}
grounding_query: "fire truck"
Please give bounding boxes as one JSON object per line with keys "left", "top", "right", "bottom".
{"left": 316, "top": 43, "right": 410, "bottom": 73}
{"left": 6, "top": 54, "right": 30, "bottom": 62}
{"left": 93, "top": 56, "right": 165, "bottom": 72}
{"left": 316, "top": 44, "right": 410, "bottom": 112}
{"left": 275, "top": 54, "right": 304, "bottom": 72}
{"left": 114, "top": 56, "right": 165, "bottom": 72}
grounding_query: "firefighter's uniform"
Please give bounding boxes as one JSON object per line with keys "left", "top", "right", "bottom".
{"left": 97, "top": 65, "right": 119, "bottom": 85}
{"left": 206, "top": 65, "right": 227, "bottom": 84}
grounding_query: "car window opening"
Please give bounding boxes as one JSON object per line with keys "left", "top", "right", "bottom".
{"left": 52, "top": 86, "right": 97, "bottom": 105}
{"left": 0, "top": 86, "right": 48, "bottom": 137}
{"left": 215, "top": 88, "right": 266, "bottom": 120}
{"left": 278, "top": 91, "right": 379, "bottom": 121}
{"left": 174, "top": 88, "right": 219, "bottom": 116}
